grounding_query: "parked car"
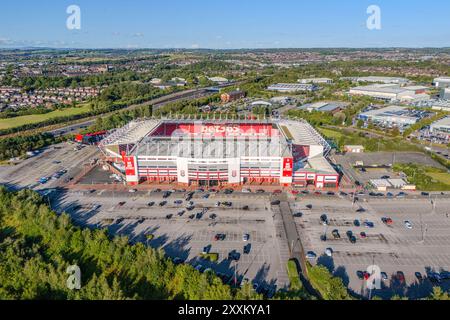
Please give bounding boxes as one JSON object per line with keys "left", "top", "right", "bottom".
{"left": 325, "top": 248, "right": 333, "bottom": 257}
{"left": 242, "top": 234, "right": 250, "bottom": 242}
{"left": 306, "top": 251, "right": 317, "bottom": 259}
{"left": 381, "top": 272, "right": 388, "bottom": 281}
{"left": 415, "top": 272, "right": 423, "bottom": 281}
{"left": 243, "top": 243, "right": 252, "bottom": 254}
{"left": 332, "top": 229, "right": 341, "bottom": 239}
{"left": 147, "top": 201, "right": 155, "bottom": 207}
{"left": 293, "top": 212, "right": 303, "bottom": 218}
{"left": 404, "top": 221, "right": 413, "bottom": 229}
{"left": 354, "top": 219, "right": 361, "bottom": 227}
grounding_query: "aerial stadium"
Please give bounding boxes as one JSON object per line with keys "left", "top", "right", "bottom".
{"left": 99, "top": 118, "right": 339, "bottom": 189}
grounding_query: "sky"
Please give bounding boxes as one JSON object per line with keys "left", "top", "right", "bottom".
{"left": 0, "top": 0, "right": 449, "bottom": 49}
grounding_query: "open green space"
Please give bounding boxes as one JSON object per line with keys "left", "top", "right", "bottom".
{"left": 393, "top": 163, "right": 450, "bottom": 191}
{"left": 0, "top": 104, "right": 91, "bottom": 130}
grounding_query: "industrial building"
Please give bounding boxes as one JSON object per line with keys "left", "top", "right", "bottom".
{"left": 298, "top": 101, "right": 347, "bottom": 114}
{"left": 267, "top": 83, "right": 319, "bottom": 93}
{"left": 430, "top": 117, "right": 450, "bottom": 136}
{"left": 298, "top": 78, "right": 333, "bottom": 84}
{"left": 349, "top": 84, "right": 430, "bottom": 102}
{"left": 433, "top": 77, "right": 450, "bottom": 88}
{"left": 341, "top": 76, "right": 409, "bottom": 84}
{"left": 441, "top": 88, "right": 450, "bottom": 100}
{"left": 357, "top": 105, "right": 423, "bottom": 128}
{"left": 99, "top": 119, "right": 339, "bottom": 189}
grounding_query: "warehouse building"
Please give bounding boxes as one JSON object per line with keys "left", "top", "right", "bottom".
{"left": 441, "top": 88, "right": 450, "bottom": 100}
{"left": 357, "top": 105, "right": 422, "bottom": 128}
{"left": 298, "top": 78, "right": 333, "bottom": 84}
{"left": 298, "top": 101, "right": 347, "bottom": 114}
{"left": 433, "top": 77, "right": 450, "bottom": 88}
{"left": 349, "top": 84, "right": 430, "bottom": 102}
{"left": 267, "top": 83, "right": 319, "bottom": 93}
{"left": 430, "top": 117, "right": 450, "bottom": 136}
{"left": 341, "top": 76, "right": 409, "bottom": 84}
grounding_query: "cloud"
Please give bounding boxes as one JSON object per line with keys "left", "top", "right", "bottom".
{"left": 132, "top": 32, "right": 144, "bottom": 37}
{"left": 191, "top": 43, "right": 200, "bottom": 49}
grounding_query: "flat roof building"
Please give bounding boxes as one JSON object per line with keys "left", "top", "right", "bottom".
{"left": 441, "top": 88, "right": 450, "bottom": 100}
{"left": 267, "top": 83, "right": 319, "bottom": 93}
{"left": 298, "top": 78, "right": 333, "bottom": 84}
{"left": 341, "top": 76, "right": 409, "bottom": 84}
{"left": 430, "top": 117, "right": 450, "bottom": 135}
{"left": 358, "top": 105, "right": 420, "bottom": 128}
{"left": 349, "top": 84, "right": 430, "bottom": 102}
{"left": 433, "top": 77, "right": 450, "bottom": 88}
{"left": 298, "top": 101, "right": 347, "bottom": 114}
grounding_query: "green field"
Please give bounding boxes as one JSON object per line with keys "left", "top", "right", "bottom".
{"left": 318, "top": 128, "right": 345, "bottom": 140}
{"left": 393, "top": 163, "right": 450, "bottom": 191}
{"left": 0, "top": 104, "right": 91, "bottom": 130}
{"left": 427, "top": 172, "right": 450, "bottom": 185}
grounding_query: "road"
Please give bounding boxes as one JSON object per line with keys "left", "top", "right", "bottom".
{"left": 48, "top": 88, "right": 212, "bottom": 137}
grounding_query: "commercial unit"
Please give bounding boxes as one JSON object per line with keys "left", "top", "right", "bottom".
{"left": 349, "top": 84, "right": 430, "bottom": 102}
{"left": 430, "top": 117, "right": 450, "bottom": 136}
{"left": 298, "top": 101, "right": 347, "bottom": 114}
{"left": 441, "top": 88, "right": 450, "bottom": 100}
{"left": 267, "top": 83, "right": 319, "bottom": 93}
{"left": 99, "top": 119, "right": 338, "bottom": 189}
{"left": 298, "top": 78, "right": 333, "bottom": 84}
{"left": 341, "top": 76, "right": 409, "bottom": 84}
{"left": 433, "top": 77, "right": 450, "bottom": 88}
{"left": 357, "top": 106, "right": 421, "bottom": 128}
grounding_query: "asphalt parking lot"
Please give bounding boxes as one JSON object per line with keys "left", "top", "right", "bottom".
{"left": 333, "top": 152, "right": 447, "bottom": 186}
{"left": 51, "top": 189, "right": 290, "bottom": 293}
{"left": 292, "top": 195, "right": 450, "bottom": 299}
{"left": 0, "top": 142, "right": 100, "bottom": 191}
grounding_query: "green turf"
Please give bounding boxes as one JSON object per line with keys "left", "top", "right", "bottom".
{"left": 0, "top": 104, "right": 91, "bottom": 130}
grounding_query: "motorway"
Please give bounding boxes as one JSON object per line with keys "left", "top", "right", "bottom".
{"left": 48, "top": 88, "right": 213, "bottom": 137}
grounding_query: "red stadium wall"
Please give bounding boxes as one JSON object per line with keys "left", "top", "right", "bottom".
{"left": 149, "top": 123, "right": 280, "bottom": 138}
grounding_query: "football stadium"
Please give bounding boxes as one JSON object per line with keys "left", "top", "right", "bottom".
{"left": 99, "top": 119, "right": 339, "bottom": 188}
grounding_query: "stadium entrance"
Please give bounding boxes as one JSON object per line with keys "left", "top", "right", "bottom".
{"left": 198, "top": 180, "right": 220, "bottom": 187}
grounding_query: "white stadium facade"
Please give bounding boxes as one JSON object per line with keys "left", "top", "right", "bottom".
{"left": 99, "top": 119, "right": 339, "bottom": 189}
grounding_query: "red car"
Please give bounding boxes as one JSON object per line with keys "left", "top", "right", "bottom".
{"left": 273, "top": 190, "right": 282, "bottom": 194}
{"left": 360, "top": 232, "right": 367, "bottom": 239}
